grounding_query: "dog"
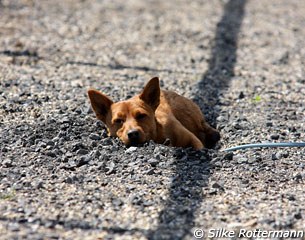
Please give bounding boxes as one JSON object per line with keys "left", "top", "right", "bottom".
{"left": 88, "top": 77, "right": 220, "bottom": 150}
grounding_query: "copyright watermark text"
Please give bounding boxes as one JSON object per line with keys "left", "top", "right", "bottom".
{"left": 193, "top": 228, "right": 304, "bottom": 239}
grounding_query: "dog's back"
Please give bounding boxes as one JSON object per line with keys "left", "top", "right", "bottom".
{"left": 158, "top": 90, "right": 220, "bottom": 148}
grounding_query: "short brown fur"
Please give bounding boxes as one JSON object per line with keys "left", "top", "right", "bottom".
{"left": 88, "top": 77, "right": 220, "bottom": 150}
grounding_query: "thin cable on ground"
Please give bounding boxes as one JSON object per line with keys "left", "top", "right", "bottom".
{"left": 222, "top": 142, "right": 305, "bottom": 152}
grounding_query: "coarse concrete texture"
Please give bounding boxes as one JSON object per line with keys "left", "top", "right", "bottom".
{"left": 0, "top": 0, "right": 304, "bottom": 239}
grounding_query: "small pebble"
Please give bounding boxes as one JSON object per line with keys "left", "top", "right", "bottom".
{"left": 144, "top": 168, "right": 155, "bottom": 175}
{"left": 89, "top": 134, "right": 101, "bottom": 140}
{"left": 46, "top": 141, "right": 55, "bottom": 146}
{"left": 238, "top": 91, "right": 245, "bottom": 99}
{"left": 148, "top": 158, "right": 159, "bottom": 167}
{"left": 270, "top": 134, "right": 280, "bottom": 140}
{"left": 271, "top": 153, "right": 278, "bottom": 160}
{"left": 76, "top": 149, "right": 89, "bottom": 155}
{"left": 237, "top": 157, "right": 248, "bottom": 164}
{"left": 212, "top": 182, "right": 224, "bottom": 191}
{"left": 125, "top": 146, "right": 137, "bottom": 153}
{"left": 46, "top": 151, "right": 57, "bottom": 158}
{"left": 248, "top": 158, "right": 257, "bottom": 164}
{"left": 224, "top": 152, "right": 234, "bottom": 160}
{"left": 2, "top": 159, "right": 13, "bottom": 167}
{"left": 266, "top": 122, "right": 273, "bottom": 127}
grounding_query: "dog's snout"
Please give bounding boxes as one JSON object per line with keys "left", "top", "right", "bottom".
{"left": 127, "top": 129, "right": 140, "bottom": 141}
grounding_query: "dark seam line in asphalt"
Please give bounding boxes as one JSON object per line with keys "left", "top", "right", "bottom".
{"left": 0, "top": 50, "right": 195, "bottom": 74}
{"left": 65, "top": 60, "right": 199, "bottom": 75}
{"left": 0, "top": 217, "right": 148, "bottom": 234}
{"left": 0, "top": 49, "right": 200, "bottom": 76}
{"left": 0, "top": 50, "right": 39, "bottom": 57}
{"left": 147, "top": 1, "right": 247, "bottom": 239}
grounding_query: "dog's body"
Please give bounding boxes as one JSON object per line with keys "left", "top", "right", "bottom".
{"left": 88, "top": 77, "right": 220, "bottom": 150}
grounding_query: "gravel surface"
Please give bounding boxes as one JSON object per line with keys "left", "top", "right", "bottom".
{"left": 1, "top": 0, "right": 305, "bottom": 239}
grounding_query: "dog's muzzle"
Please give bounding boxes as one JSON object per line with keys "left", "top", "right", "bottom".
{"left": 127, "top": 129, "right": 140, "bottom": 145}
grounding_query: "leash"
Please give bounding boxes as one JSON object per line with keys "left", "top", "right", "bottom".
{"left": 222, "top": 142, "right": 305, "bottom": 152}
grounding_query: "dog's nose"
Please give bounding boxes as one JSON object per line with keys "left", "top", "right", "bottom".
{"left": 127, "top": 129, "right": 140, "bottom": 141}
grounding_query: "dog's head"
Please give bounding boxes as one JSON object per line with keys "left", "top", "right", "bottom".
{"left": 88, "top": 77, "right": 160, "bottom": 146}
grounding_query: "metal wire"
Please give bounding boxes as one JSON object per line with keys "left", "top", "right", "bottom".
{"left": 222, "top": 142, "right": 305, "bottom": 152}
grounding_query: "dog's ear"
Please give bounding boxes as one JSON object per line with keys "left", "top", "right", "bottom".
{"left": 87, "top": 89, "right": 113, "bottom": 123}
{"left": 139, "top": 77, "right": 160, "bottom": 110}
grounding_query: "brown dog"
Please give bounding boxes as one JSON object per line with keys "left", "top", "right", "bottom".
{"left": 88, "top": 77, "right": 220, "bottom": 150}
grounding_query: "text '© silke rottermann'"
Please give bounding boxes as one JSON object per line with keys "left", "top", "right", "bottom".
{"left": 208, "top": 229, "right": 304, "bottom": 238}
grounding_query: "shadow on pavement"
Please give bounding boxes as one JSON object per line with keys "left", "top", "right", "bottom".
{"left": 148, "top": 1, "right": 247, "bottom": 239}
{"left": 196, "top": 0, "right": 247, "bottom": 126}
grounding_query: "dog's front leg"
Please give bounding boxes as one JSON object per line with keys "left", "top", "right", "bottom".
{"left": 165, "top": 119, "right": 204, "bottom": 150}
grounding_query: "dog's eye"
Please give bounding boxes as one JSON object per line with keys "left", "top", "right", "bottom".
{"left": 136, "top": 113, "right": 147, "bottom": 121}
{"left": 113, "top": 118, "right": 124, "bottom": 124}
